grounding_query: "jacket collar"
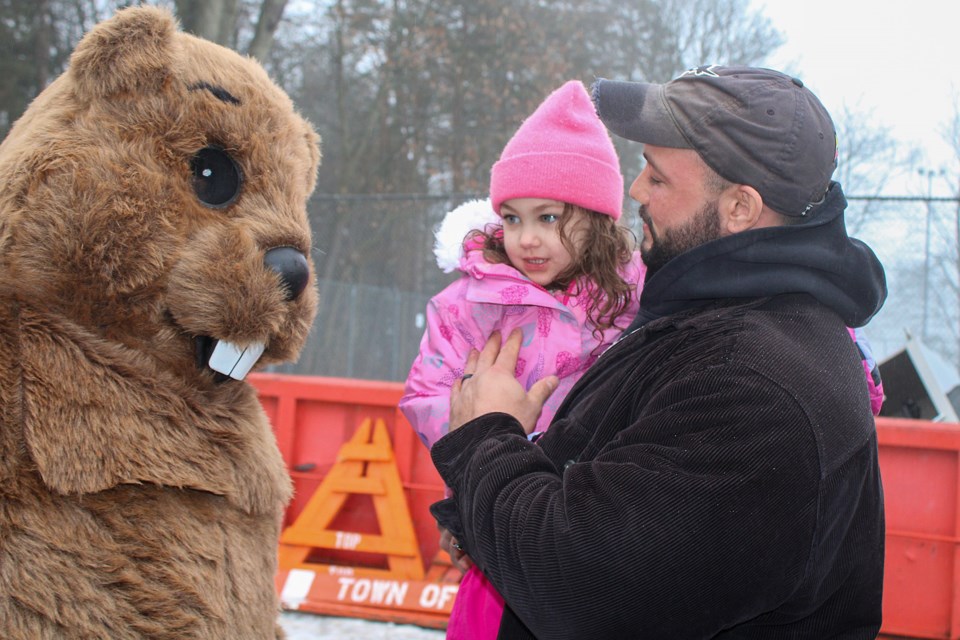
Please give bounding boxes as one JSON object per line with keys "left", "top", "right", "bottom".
{"left": 459, "top": 249, "right": 578, "bottom": 312}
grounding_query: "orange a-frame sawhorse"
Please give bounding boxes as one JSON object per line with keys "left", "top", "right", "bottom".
{"left": 275, "top": 417, "right": 461, "bottom": 628}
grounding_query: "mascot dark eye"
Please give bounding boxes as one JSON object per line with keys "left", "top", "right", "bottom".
{"left": 190, "top": 147, "right": 242, "bottom": 208}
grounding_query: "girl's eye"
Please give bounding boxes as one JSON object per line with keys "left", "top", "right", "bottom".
{"left": 503, "top": 214, "right": 520, "bottom": 225}
{"left": 648, "top": 175, "right": 664, "bottom": 186}
{"left": 540, "top": 214, "right": 559, "bottom": 223}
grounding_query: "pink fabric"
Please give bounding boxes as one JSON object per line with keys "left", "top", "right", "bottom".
{"left": 490, "top": 81, "right": 624, "bottom": 219}
{"left": 400, "top": 249, "right": 644, "bottom": 448}
{"left": 445, "top": 568, "right": 504, "bottom": 640}
{"left": 847, "top": 327, "right": 884, "bottom": 415}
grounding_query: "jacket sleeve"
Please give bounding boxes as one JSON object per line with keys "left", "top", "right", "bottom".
{"left": 399, "top": 287, "right": 481, "bottom": 448}
{"left": 430, "top": 368, "right": 822, "bottom": 639}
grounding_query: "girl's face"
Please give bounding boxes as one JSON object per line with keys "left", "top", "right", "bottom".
{"left": 500, "top": 198, "right": 584, "bottom": 288}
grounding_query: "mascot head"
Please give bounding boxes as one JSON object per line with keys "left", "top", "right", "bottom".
{"left": 0, "top": 5, "right": 320, "bottom": 384}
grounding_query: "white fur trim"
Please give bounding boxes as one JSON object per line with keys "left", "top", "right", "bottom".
{"left": 433, "top": 198, "right": 500, "bottom": 273}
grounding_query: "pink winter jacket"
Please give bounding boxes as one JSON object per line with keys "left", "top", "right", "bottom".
{"left": 399, "top": 211, "right": 644, "bottom": 640}
{"left": 400, "top": 247, "right": 645, "bottom": 448}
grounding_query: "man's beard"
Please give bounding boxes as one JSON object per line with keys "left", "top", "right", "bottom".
{"left": 640, "top": 198, "right": 723, "bottom": 279}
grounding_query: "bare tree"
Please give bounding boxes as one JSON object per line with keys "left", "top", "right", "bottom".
{"left": 936, "top": 94, "right": 960, "bottom": 368}
{"left": 246, "top": 0, "right": 287, "bottom": 59}
{"left": 662, "top": 0, "right": 782, "bottom": 70}
{"left": 833, "top": 103, "right": 917, "bottom": 234}
{"left": 272, "top": 0, "right": 787, "bottom": 292}
{"left": 2, "top": 0, "right": 849, "bottom": 380}
{"left": 0, "top": 0, "right": 124, "bottom": 138}
{"left": 173, "top": 0, "right": 287, "bottom": 60}
{"left": 567, "top": 0, "right": 783, "bottom": 198}
{"left": 173, "top": 0, "right": 236, "bottom": 44}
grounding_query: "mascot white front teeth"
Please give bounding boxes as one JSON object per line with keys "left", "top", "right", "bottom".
{"left": 200, "top": 244, "right": 311, "bottom": 381}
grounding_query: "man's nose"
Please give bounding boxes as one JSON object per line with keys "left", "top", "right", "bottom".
{"left": 629, "top": 172, "right": 649, "bottom": 204}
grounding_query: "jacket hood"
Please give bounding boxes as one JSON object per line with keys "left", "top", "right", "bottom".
{"left": 433, "top": 198, "right": 500, "bottom": 273}
{"left": 633, "top": 182, "right": 887, "bottom": 329}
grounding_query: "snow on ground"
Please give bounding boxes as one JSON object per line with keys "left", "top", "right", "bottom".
{"left": 281, "top": 612, "right": 446, "bottom": 639}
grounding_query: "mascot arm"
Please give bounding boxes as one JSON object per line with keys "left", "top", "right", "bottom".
{"left": 18, "top": 307, "right": 288, "bottom": 514}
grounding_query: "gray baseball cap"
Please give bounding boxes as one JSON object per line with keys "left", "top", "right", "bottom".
{"left": 592, "top": 65, "right": 838, "bottom": 216}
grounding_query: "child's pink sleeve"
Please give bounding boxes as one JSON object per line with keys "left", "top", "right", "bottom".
{"left": 400, "top": 290, "right": 476, "bottom": 448}
{"left": 848, "top": 327, "right": 884, "bottom": 416}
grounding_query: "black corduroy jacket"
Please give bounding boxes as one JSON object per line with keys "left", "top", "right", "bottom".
{"left": 431, "top": 294, "right": 884, "bottom": 639}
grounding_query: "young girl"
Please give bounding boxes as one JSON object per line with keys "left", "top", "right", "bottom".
{"left": 399, "top": 80, "right": 645, "bottom": 639}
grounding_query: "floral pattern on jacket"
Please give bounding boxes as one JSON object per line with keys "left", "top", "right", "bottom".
{"left": 400, "top": 247, "right": 645, "bottom": 448}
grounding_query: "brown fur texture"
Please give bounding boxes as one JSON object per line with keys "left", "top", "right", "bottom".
{"left": 0, "top": 7, "right": 320, "bottom": 638}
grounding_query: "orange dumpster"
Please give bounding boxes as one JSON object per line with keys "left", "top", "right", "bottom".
{"left": 251, "top": 373, "right": 455, "bottom": 628}
{"left": 878, "top": 416, "right": 960, "bottom": 639}
{"left": 251, "top": 373, "right": 960, "bottom": 636}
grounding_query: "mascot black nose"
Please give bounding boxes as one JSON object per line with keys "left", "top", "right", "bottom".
{"left": 264, "top": 246, "right": 309, "bottom": 301}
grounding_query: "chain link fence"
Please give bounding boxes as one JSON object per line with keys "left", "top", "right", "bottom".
{"left": 270, "top": 278, "right": 434, "bottom": 381}
{"left": 271, "top": 193, "right": 960, "bottom": 382}
{"left": 851, "top": 196, "right": 959, "bottom": 372}
{"left": 269, "top": 193, "right": 469, "bottom": 381}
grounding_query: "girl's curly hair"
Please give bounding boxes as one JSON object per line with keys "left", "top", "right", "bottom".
{"left": 466, "top": 203, "right": 637, "bottom": 342}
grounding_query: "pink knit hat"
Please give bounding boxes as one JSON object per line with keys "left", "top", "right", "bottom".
{"left": 490, "top": 80, "right": 624, "bottom": 220}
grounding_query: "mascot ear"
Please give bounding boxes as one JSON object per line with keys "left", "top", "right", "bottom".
{"left": 69, "top": 6, "right": 178, "bottom": 102}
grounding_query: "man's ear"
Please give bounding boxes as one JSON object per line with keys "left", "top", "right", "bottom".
{"left": 719, "top": 184, "right": 764, "bottom": 235}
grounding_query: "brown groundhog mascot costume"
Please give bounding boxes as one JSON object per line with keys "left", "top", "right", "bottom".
{"left": 0, "top": 6, "right": 320, "bottom": 638}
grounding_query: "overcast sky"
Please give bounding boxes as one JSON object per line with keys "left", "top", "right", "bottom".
{"left": 753, "top": 0, "right": 958, "bottom": 197}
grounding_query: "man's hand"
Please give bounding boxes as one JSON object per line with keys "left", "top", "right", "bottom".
{"left": 439, "top": 525, "right": 473, "bottom": 574}
{"left": 449, "top": 329, "right": 558, "bottom": 435}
